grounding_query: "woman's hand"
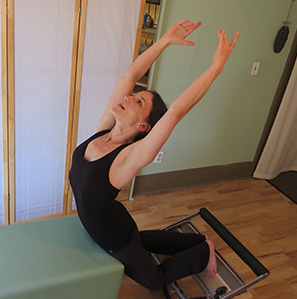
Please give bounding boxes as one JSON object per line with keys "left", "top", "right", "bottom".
{"left": 211, "top": 30, "right": 239, "bottom": 75}
{"left": 163, "top": 19, "right": 202, "bottom": 46}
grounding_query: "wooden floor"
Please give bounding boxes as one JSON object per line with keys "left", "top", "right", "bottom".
{"left": 118, "top": 178, "right": 297, "bottom": 299}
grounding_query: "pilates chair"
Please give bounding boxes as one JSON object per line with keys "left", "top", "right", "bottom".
{"left": 152, "top": 208, "right": 270, "bottom": 299}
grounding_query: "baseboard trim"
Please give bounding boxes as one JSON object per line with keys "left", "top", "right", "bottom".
{"left": 133, "top": 162, "right": 253, "bottom": 196}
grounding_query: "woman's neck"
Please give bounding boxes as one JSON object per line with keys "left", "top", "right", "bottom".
{"left": 104, "top": 124, "right": 136, "bottom": 144}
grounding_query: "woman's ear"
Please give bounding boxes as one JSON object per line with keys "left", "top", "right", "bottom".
{"left": 137, "top": 123, "right": 151, "bottom": 132}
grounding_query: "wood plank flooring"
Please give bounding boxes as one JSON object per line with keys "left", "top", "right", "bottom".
{"left": 118, "top": 178, "right": 297, "bottom": 299}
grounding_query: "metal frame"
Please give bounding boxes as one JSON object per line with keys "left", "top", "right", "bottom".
{"left": 152, "top": 208, "right": 269, "bottom": 299}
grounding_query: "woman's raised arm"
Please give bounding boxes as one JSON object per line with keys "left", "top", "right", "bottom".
{"left": 126, "top": 30, "right": 239, "bottom": 173}
{"left": 97, "top": 20, "right": 202, "bottom": 132}
{"left": 169, "top": 29, "right": 239, "bottom": 121}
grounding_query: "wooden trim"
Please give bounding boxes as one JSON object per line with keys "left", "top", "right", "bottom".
{"left": 63, "top": 0, "right": 82, "bottom": 215}
{"left": 0, "top": 0, "right": 15, "bottom": 224}
{"left": 7, "top": 0, "right": 15, "bottom": 224}
{"left": 14, "top": 212, "right": 66, "bottom": 224}
{"left": 133, "top": 0, "right": 146, "bottom": 61}
{"left": 132, "top": 162, "right": 254, "bottom": 196}
{"left": 63, "top": 0, "right": 88, "bottom": 215}
{"left": 1, "top": 0, "right": 15, "bottom": 224}
{"left": 1, "top": 0, "right": 9, "bottom": 225}
{"left": 146, "top": 0, "right": 167, "bottom": 89}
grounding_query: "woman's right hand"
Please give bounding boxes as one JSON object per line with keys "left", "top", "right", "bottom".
{"left": 211, "top": 30, "right": 239, "bottom": 75}
{"left": 162, "top": 19, "right": 202, "bottom": 46}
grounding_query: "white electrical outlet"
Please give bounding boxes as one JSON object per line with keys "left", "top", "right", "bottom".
{"left": 154, "top": 151, "right": 164, "bottom": 164}
{"left": 251, "top": 62, "right": 260, "bottom": 76}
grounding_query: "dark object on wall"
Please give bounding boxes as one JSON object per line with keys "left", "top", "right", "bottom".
{"left": 274, "top": 26, "right": 290, "bottom": 53}
{"left": 274, "top": 0, "right": 295, "bottom": 53}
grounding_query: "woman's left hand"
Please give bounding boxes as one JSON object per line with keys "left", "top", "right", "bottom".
{"left": 163, "top": 19, "right": 202, "bottom": 46}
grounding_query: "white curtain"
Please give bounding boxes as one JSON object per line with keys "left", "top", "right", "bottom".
{"left": 4, "top": 0, "right": 140, "bottom": 220}
{"left": 77, "top": 0, "right": 140, "bottom": 142}
{"left": 253, "top": 56, "right": 297, "bottom": 179}
{"left": 14, "top": 0, "right": 75, "bottom": 221}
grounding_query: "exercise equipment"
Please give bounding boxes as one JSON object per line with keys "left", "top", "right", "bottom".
{"left": 0, "top": 216, "right": 123, "bottom": 299}
{"left": 151, "top": 208, "right": 270, "bottom": 299}
{"left": 0, "top": 208, "right": 269, "bottom": 299}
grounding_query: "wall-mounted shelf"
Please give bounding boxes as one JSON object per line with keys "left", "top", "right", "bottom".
{"left": 146, "top": 0, "right": 160, "bottom": 4}
{"left": 141, "top": 27, "right": 156, "bottom": 40}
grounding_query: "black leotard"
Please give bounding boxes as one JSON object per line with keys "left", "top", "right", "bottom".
{"left": 69, "top": 130, "right": 137, "bottom": 253}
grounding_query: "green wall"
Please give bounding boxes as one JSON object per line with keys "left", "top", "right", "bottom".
{"left": 140, "top": 0, "right": 297, "bottom": 176}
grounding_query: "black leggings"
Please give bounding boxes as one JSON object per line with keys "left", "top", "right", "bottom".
{"left": 110, "top": 229, "right": 209, "bottom": 291}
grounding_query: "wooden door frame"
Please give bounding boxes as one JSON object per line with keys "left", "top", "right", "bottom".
{"left": 133, "top": 0, "right": 146, "bottom": 61}
{"left": 1, "top": 0, "right": 15, "bottom": 224}
{"left": 1, "top": 0, "right": 10, "bottom": 224}
{"left": 63, "top": 0, "right": 88, "bottom": 215}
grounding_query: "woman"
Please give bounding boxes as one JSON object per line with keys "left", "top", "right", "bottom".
{"left": 69, "top": 19, "right": 238, "bottom": 291}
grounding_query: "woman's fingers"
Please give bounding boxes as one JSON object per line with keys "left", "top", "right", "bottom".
{"left": 182, "top": 21, "right": 201, "bottom": 31}
{"left": 175, "top": 19, "right": 201, "bottom": 34}
{"left": 165, "top": 19, "right": 202, "bottom": 46}
{"left": 176, "top": 19, "right": 190, "bottom": 26}
{"left": 230, "top": 32, "right": 239, "bottom": 50}
{"left": 187, "top": 21, "right": 202, "bottom": 34}
{"left": 217, "top": 30, "right": 239, "bottom": 50}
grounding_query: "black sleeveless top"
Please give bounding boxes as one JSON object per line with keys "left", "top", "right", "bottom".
{"left": 69, "top": 130, "right": 137, "bottom": 253}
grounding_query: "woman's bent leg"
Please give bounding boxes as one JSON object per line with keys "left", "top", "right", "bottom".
{"left": 139, "top": 230, "right": 206, "bottom": 255}
{"left": 111, "top": 230, "right": 210, "bottom": 291}
{"left": 111, "top": 230, "right": 167, "bottom": 290}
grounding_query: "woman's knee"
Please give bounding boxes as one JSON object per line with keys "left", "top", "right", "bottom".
{"left": 142, "top": 279, "right": 165, "bottom": 291}
{"left": 128, "top": 264, "right": 166, "bottom": 291}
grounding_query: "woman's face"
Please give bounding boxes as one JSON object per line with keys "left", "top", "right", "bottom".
{"left": 112, "top": 91, "right": 153, "bottom": 127}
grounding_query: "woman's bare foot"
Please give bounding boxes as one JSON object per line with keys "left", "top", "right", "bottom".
{"left": 204, "top": 236, "right": 217, "bottom": 278}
